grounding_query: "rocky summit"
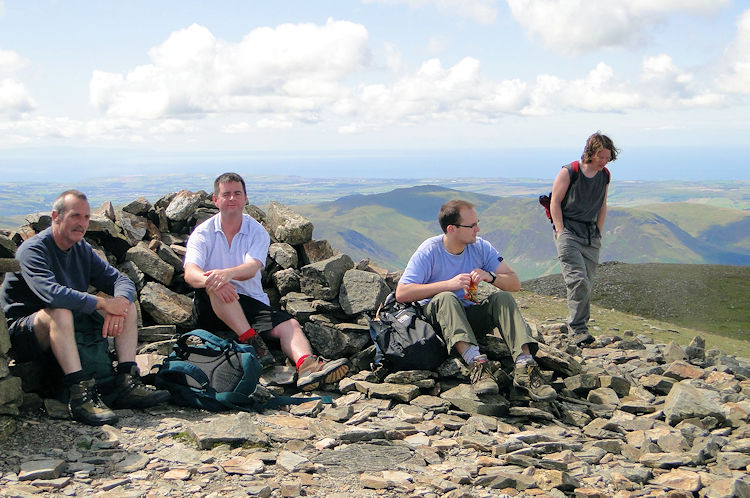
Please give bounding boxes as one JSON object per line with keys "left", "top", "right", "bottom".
{"left": 1, "top": 191, "right": 749, "bottom": 497}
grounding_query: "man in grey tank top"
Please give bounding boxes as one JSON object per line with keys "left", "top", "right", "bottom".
{"left": 550, "top": 132, "right": 619, "bottom": 340}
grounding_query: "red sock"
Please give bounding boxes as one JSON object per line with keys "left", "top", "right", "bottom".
{"left": 238, "top": 328, "right": 257, "bottom": 343}
{"left": 296, "top": 354, "right": 311, "bottom": 370}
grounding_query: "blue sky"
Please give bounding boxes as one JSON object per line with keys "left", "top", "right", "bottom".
{"left": 1, "top": 1, "right": 749, "bottom": 181}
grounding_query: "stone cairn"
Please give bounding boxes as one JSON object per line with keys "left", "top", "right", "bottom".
{"left": 0, "top": 191, "right": 749, "bottom": 497}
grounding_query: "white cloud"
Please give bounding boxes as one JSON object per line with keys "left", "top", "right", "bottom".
{"left": 0, "top": 116, "right": 82, "bottom": 140}
{"left": 384, "top": 43, "right": 406, "bottom": 74}
{"left": 0, "top": 49, "right": 35, "bottom": 115}
{"left": 716, "top": 9, "right": 750, "bottom": 94}
{"left": 363, "top": 0, "right": 498, "bottom": 24}
{"left": 505, "top": 0, "right": 730, "bottom": 53}
{"left": 3, "top": 15, "right": 733, "bottom": 145}
{"left": 0, "top": 49, "right": 26, "bottom": 76}
{"left": 0, "top": 78, "right": 36, "bottom": 115}
{"left": 337, "top": 52, "right": 729, "bottom": 133}
{"left": 523, "top": 63, "right": 642, "bottom": 116}
{"left": 427, "top": 36, "right": 450, "bottom": 55}
{"left": 222, "top": 122, "right": 252, "bottom": 134}
{"left": 639, "top": 54, "right": 724, "bottom": 108}
{"left": 256, "top": 118, "right": 294, "bottom": 129}
{"left": 342, "top": 56, "right": 528, "bottom": 130}
{"left": 90, "top": 20, "right": 370, "bottom": 120}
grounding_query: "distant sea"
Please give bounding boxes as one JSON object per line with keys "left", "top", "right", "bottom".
{"left": 1, "top": 146, "right": 748, "bottom": 182}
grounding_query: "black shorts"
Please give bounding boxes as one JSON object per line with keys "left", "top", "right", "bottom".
{"left": 192, "top": 289, "right": 294, "bottom": 340}
{"left": 7, "top": 311, "right": 104, "bottom": 363}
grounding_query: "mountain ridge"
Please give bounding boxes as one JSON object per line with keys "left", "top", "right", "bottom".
{"left": 294, "top": 185, "right": 750, "bottom": 280}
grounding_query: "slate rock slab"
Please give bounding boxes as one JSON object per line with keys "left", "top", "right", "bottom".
{"left": 311, "top": 442, "right": 414, "bottom": 474}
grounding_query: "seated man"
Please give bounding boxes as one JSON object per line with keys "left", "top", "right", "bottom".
{"left": 0, "top": 190, "right": 170, "bottom": 426}
{"left": 183, "top": 172, "right": 348, "bottom": 391}
{"left": 396, "top": 199, "right": 556, "bottom": 401}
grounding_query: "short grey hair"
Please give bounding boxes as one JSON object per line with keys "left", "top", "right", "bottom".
{"left": 52, "top": 190, "right": 88, "bottom": 216}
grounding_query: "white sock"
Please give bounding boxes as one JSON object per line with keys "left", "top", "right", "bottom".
{"left": 461, "top": 345, "right": 482, "bottom": 364}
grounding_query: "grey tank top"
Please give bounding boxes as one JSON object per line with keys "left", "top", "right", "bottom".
{"left": 561, "top": 162, "right": 609, "bottom": 241}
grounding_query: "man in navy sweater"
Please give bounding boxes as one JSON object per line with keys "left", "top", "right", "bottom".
{"left": 1, "top": 190, "right": 169, "bottom": 425}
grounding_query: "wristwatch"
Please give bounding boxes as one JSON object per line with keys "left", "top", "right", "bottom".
{"left": 488, "top": 271, "right": 497, "bottom": 284}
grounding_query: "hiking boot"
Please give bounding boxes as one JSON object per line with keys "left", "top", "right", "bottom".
{"left": 513, "top": 363, "right": 557, "bottom": 401}
{"left": 245, "top": 334, "right": 275, "bottom": 369}
{"left": 112, "top": 366, "right": 171, "bottom": 409}
{"left": 297, "top": 356, "right": 350, "bottom": 391}
{"left": 68, "top": 378, "right": 119, "bottom": 426}
{"left": 469, "top": 359, "right": 499, "bottom": 396}
{"left": 370, "top": 362, "right": 390, "bottom": 383}
{"left": 572, "top": 333, "right": 595, "bottom": 346}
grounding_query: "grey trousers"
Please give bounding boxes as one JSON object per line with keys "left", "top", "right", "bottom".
{"left": 423, "top": 291, "right": 537, "bottom": 361}
{"left": 555, "top": 230, "right": 601, "bottom": 334}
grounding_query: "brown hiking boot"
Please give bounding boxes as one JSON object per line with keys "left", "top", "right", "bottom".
{"left": 68, "top": 378, "right": 119, "bottom": 426}
{"left": 513, "top": 363, "right": 557, "bottom": 401}
{"left": 245, "top": 334, "right": 275, "bottom": 369}
{"left": 469, "top": 358, "right": 499, "bottom": 395}
{"left": 370, "top": 362, "right": 390, "bottom": 383}
{"left": 296, "top": 356, "right": 350, "bottom": 391}
{"left": 112, "top": 366, "right": 171, "bottom": 409}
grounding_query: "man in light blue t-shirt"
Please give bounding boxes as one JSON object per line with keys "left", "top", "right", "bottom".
{"left": 396, "top": 199, "right": 556, "bottom": 401}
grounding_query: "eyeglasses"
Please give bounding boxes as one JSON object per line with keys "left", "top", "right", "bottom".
{"left": 453, "top": 222, "right": 479, "bottom": 229}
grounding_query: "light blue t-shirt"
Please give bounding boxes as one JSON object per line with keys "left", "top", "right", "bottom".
{"left": 399, "top": 235, "right": 503, "bottom": 306}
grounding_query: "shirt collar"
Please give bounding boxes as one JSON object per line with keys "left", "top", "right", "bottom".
{"left": 213, "top": 213, "right": 250, "bottom": 235}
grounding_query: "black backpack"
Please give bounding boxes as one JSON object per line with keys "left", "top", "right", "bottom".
{"left": 369, "top": 293, "right": 448, "bottom": 372}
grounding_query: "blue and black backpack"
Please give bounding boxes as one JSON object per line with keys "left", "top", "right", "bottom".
{"left": 154, "top": 329, "right": 324, "bottom": 412}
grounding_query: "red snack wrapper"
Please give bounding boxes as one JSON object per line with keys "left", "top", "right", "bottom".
{"left": 463, "top": 281, "right": 479, "bottom": 303}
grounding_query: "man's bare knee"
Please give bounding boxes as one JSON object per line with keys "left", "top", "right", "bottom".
{"left": 36, "top": 308, "right": 74, "bottom": 330}
{"left": 34, "top": 308, "right": 75, "bottom": 349}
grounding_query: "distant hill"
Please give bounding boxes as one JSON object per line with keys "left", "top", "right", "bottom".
{"left": 295, "top": 186, "right": 501, "bottom": 269}
{"left": 2, "top": 175, "right": 748, "bottom": 227}
{"left": 522, "top": 262, "right": 750, "bottom": 342}
{"left": 295, "top": 185, "right": 750, "bottom": 280}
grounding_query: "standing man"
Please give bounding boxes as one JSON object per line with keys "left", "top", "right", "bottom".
{"left": 183, "top": 173, "right": 349, "bottom": 391}
{"left": 396, "top": 200, "right": 556, "bottom": 401}
{"left": 1, "top": 190, "right": 170, "bottom": 426}
{"left": 550, "top": 132, "right": 619, "bottom": 340}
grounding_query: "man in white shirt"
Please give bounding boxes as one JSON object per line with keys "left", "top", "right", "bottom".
{"left": 183, "top": 173, "right": 348, "bottom": 391}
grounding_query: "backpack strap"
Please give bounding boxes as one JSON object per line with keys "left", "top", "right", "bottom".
{"left": 179, "top": 329, "right": 231, "bottom": 349}
{"left": 175, "top": 329, "right": 232, "bottom": 358}
{"left": 569, "top": 161, "right": 580, "bottom": 184}
{"left": 570, "top": 161, "right": 610, "bottom": 184}
{"left": 216, "top": 392, "right": 332, "bottom": 412}
{"left": 158, "top": 360, "right": 213, "bottom": 390}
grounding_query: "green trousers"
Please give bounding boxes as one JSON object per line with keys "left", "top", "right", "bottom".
{"left": 555, "top": 230, "right": 601, "bottom": 334}
{"left": 423, "top": 291, "right": 537, "bottom": 361}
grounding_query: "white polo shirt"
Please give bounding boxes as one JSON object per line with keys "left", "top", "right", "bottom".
{"left": 184, "top": 213, "right": 270, "bottom": 305}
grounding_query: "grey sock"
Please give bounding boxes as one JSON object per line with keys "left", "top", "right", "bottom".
{"left": 515, "top": 353, "right": 535, "bottom": 365}
{"left": 461, "top": 345, "right": 481, "bottom": 364}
